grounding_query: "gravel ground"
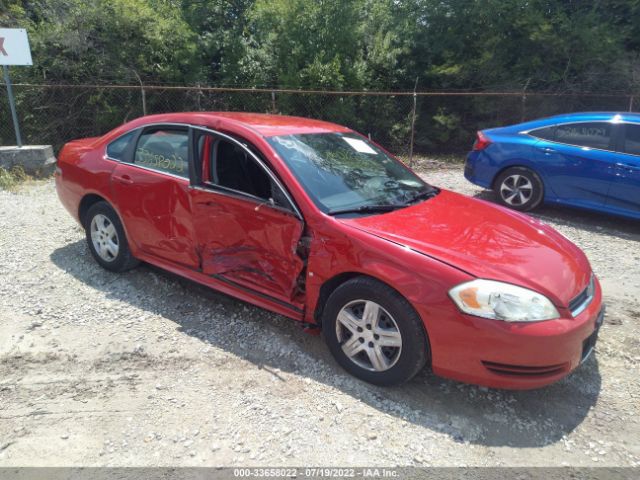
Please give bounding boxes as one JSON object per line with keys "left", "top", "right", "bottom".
{"left": 0, "top": 166, "right": 639, "bottom": 467}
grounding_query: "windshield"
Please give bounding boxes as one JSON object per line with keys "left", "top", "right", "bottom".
{"left": 268, "top": 132, "right": 436, "bottom": 214}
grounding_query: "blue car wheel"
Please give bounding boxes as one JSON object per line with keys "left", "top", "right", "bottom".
{"left": 494, "top": 167, "right": 544, "bottom": 212}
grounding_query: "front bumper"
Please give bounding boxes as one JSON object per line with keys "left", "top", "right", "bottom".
{"left": 424, "top": 277, "right": 604, "bottom": 390}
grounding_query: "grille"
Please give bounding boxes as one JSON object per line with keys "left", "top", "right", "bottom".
{"left": 569, "top": 275, "right": 595, "bottom": 317}
{"left": 482, "top": 361, "right": 568, "bottom": 377}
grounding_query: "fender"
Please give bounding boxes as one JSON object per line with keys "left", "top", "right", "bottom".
{"left": 303, "top": 218, "right": 472, "bottom": 325}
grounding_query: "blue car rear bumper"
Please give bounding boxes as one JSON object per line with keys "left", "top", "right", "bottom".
{"left": 464, "top": 151, "right": 495, "bottom": 189}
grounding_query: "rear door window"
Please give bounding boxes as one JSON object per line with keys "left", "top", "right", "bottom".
{"left": 555, "top": 122, "right": 613, "bottom": 150}
{"left": 623, "top": 123, "right": 640, "bottom": 156}
{"left": 134, "top": 128, "right": 190, "bottom": 178}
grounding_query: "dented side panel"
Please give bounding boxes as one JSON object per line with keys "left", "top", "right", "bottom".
{"left": 111, "top": 163, "right": 200, "bottom": 268}
{"left": 190, "top": 188, "right": 305, "bottom": 307}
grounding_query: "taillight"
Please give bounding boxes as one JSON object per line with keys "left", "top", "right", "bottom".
{"left": 472, "top": 131, "right": 492, "bottom": 151}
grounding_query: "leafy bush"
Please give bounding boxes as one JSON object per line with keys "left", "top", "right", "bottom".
{"left": 0, "top": 166, "right": 29, "bottom": 190}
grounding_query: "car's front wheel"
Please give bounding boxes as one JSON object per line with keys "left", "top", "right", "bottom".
{"left": 85, "top": 201, "right": 139, "bottom": 272}
{"left": 494, "top": 166, "right": 544, "bottom": 211}
{"left": 322, "top": 277, "right": 429, "bottom": 386}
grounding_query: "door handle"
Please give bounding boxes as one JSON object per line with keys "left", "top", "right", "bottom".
{"left": 196, "top": 200, "right": 217, "bottom": 207}
{"left": 113, "top": 174, "right": 133, "bottom": 185}
{"left": 537, "top": 147, "right": 556, "bottom": 154}
{"left": 615, "top": 162, "right": 640, "bottom": 172}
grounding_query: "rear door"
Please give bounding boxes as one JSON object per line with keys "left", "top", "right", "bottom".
{"left": 607, "top": 122, "right": 640, "bottom": 214}
{"left": 531, "top": 121, "right": 619, "bottom": 209}
{"left": 189, "top": 128, "right": 305, "bottom": 305}
{"left": 110, "top": 125, "right": 199, "bottom": 268}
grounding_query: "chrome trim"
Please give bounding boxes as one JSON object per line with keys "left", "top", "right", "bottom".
{"left": 108, "top": 160, "right": 190, "bottom": 182}
{"left": 522, "top": 120, "right": 640, "bottom": 156}
{"left": 519, "top": 118, "right": 640, "bottom": 135}
{"left": 190, "top": 182, "right": 299, "bottom": 218}
{"left": 571, "top": 274, "right": 595, "bottom": 318}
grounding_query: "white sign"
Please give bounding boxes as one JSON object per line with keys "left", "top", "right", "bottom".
{"left": 342, "top": 137, "right": 378, "bottom": 154}
{"left": 0, "top": 28, "right": 33, "bottom": 66}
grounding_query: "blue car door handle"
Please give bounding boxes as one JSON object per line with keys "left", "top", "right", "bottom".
{"left": 537, "top": 147, "right": 556, "bottom": 154}
{"left": 615, "top": 162, "right": 640, "bottom": 172}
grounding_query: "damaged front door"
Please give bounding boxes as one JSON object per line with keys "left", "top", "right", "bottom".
{"left": 189, "top": 129, "right": 305, "bottom": 306}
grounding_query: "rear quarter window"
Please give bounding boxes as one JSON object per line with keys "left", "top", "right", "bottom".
{"left": 529, "top": 126, "right": 555, "bottom": 141}
{"left": 106, "top": 131, "right": 136, "bottom": 160}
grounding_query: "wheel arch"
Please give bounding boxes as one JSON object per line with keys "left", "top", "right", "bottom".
{"left": 78, "top": 193, "right": 109, "bottom": 228}
{"left": 491, "top": 163, "right": 544, "bottom": 191}
{"left": 313, "top": 272, "right": 430, "bottom": 344}
{"left": 316, "top": 271, "right": 433, "bottom": 370}
{"left": 313, "top": 271, "right": 362, "bottom": 325}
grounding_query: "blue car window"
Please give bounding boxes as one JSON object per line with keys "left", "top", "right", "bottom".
{"left": 555, "top": 122, "right": 612, "bottom": 150}
{"left": 530, "top": 126, "right": 555, "bottom": 141}
{"left": 624, "top": 124, "right": 640, "bottom": 156}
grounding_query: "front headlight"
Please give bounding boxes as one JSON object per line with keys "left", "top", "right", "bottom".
{"left": 449, "top": 279, "right": 559, "bottom": 322}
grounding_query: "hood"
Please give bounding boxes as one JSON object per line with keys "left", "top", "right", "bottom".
{"left": 340, "top": 190, "right": 591, "bottom": 307}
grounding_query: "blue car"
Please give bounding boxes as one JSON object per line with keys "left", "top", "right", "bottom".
{"left": 464, "top": 112, "right": 640, "bottom": 219}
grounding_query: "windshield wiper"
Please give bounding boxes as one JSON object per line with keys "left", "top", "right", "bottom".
{"left": 327, "top": 204, "right": 405, "bottom": 216}
{"left": 404, "top": 188, "right": 440, "bottom": 205}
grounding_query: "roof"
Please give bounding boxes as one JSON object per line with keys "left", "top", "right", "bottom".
{"left": 208, "top": 112, "right": 351, "bottom": 136}
{"left": 488, "top": 111, "right": 640, "bottom": 134}
{"left": 544, "top": 111, "right": 640, "bottom": 123}
{"left": 126, "top": 112, "right": 351, "bottom": 137}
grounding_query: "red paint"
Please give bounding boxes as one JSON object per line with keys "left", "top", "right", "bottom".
{"left": 56, "top": 112, "right": 603, "bottom": 389}
{"left": 190, "top": 187, "right": 304, "bottom": 305}
{"left": 343, "top": 190, "right": 590, "bottom": 307}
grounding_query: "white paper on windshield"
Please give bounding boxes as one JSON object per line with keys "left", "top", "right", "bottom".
{"left": 342, "top": 137, "right": 377, "bottom": 154}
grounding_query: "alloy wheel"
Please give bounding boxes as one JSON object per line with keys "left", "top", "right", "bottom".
{"left": 90, "top": 214, "right": 119, "bottom": 262}
{"left": 500, "top": 174, "right": 533, "bottom": 206}
{"left": 335, "top": 299, "right": 403, "bottom": 372}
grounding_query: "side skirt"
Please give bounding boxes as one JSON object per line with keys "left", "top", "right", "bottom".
{"left": 135, "top": 252, "right": 305, "bottom": 321}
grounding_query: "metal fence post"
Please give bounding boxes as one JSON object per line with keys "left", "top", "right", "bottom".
{"left": 521, "top": 78, "right": 531, "bottom": 122}
{"left": 271, "top": 90, "right": 277, "bottom": 113}
{"left": 408, "top": 78, "right": 418, "bottom": 167}
{"left": 133, "top": 71, "right": 147, "bottom": 116}
{"left": 629, "top": 95, "right": 634, "bottom": 112}
{"left": 2, "top": 65, "right": 23, "bottom": 147}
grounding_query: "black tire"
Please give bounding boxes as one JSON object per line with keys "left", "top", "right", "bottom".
{"left": 84, "top": 201, "right": 139, "bottom": 272}
{"left": 322, "top": 276, "right": 429, "bottom": 386}
{"left": 494, "top": 166, "right": 544, "bottom": 212}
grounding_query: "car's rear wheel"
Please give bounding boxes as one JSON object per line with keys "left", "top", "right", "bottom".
{"left": 85, "top": 201, "right": 139, "bottom": 272}
{"left": 322, "top": 277, "right": 429, "bottom": 386}
{"left": 494, "top": 166, "right": 544, "bottom": 212}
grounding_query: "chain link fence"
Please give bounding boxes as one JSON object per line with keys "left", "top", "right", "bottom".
{"left": 0, "top": 83, "right": 636, "bottom": 159}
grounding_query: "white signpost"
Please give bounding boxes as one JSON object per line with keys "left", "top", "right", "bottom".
{"left": 1, "top": 28, "right": 33, "bottom": 147}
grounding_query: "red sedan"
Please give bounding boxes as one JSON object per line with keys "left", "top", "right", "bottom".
{"left": 55, "top": 112, "right": 603, "bottom": 389}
